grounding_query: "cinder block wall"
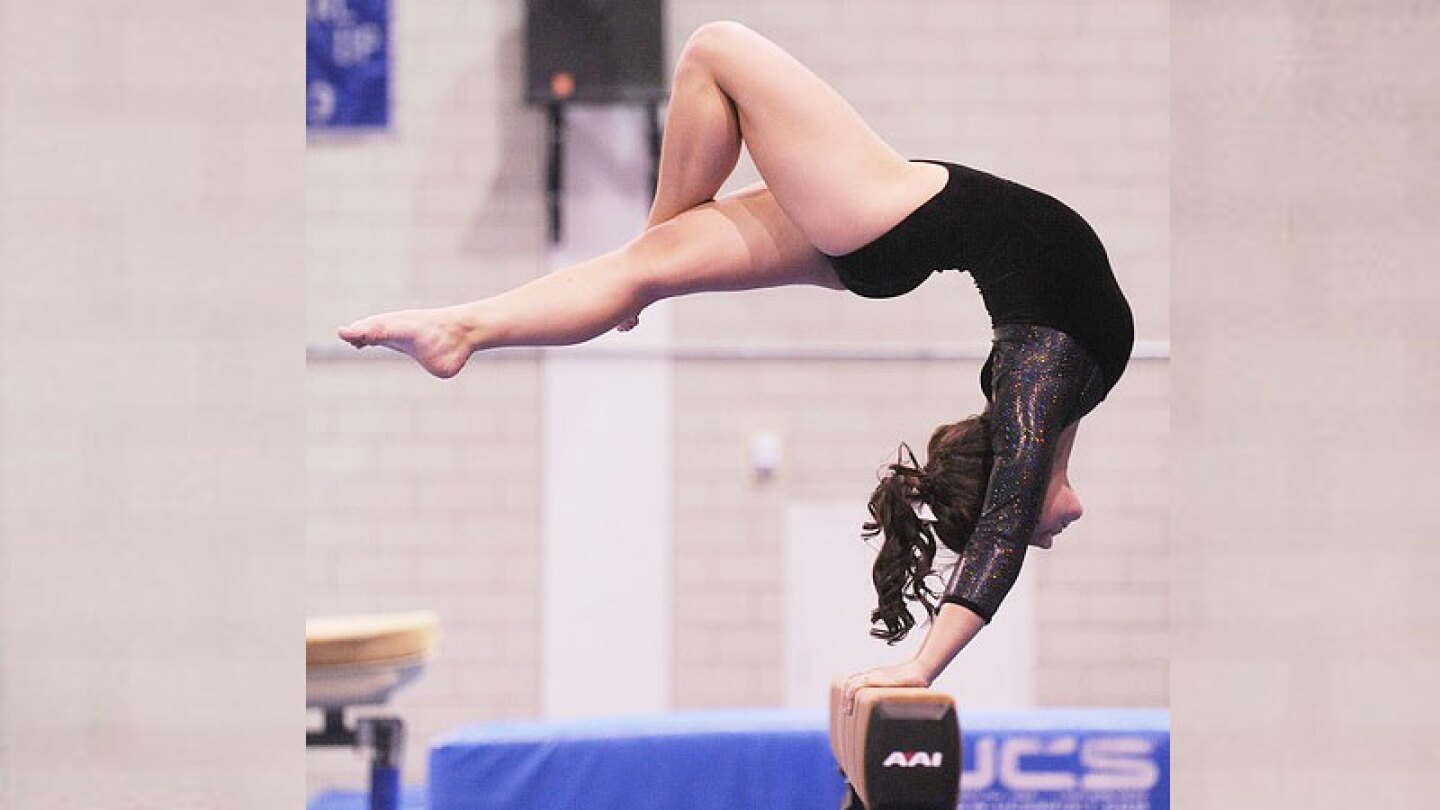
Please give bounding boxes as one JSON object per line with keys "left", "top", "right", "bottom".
{"left": 305, "top": 0, "right": 546, "bottom": 794}
{"left": 306, "top": 0, "right": 1170, "bottom": 793}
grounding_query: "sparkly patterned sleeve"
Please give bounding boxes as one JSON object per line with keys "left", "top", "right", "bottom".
{"left": 942, "top": 326, "right": 1105, "bottom": 622}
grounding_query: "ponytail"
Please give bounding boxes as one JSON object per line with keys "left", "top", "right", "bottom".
{"left": 862, "top": 410, "right": 995, "bottom": 644}
{"left": 863, "top": 445, "right": 942, "bottom": 644}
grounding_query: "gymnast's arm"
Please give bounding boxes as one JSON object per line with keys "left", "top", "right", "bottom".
{"left": 859, "top": 426, "right": 1056, "bottom": 697}
{"left": 840, "top": 602, "right": 986, "bottom": 712}
{"left": 843, "top": 433, "right": 1057, "bottom": 706}
{"left": 940, "top": 414, "right": 1057, "bottom": 622}
{"left": 911, "top": 602, "right": 987, "bottom": 682}
{"left": 844, "top": 384, "right": 1066, "bottom": 707}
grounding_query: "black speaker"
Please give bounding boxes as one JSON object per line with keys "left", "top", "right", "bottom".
{"left": 525, "top": 0, "right": 666, "bottom": 104}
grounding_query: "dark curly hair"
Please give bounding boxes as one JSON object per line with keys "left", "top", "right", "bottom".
{"left": 864, "top": 409, "right": 995, "bottom": 644}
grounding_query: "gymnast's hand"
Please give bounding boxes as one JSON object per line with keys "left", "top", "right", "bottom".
{"left": 841, "top": 659, "right": 931, "bottom": 715}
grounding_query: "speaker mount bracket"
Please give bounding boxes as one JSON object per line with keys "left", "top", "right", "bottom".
{"left": 544, "top": 96, "right": 665, "bottom": 244}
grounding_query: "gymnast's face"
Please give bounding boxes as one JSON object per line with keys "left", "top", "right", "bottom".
{"left": 1030, "top": 422, "right": 1084, "bottom": 549}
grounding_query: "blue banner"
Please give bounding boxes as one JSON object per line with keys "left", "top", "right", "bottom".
{"left": 306, "top": 0, "right": 389, "bottom": 129}
{"left": 958, "top": 717, "right": 1170, "bottom": 810}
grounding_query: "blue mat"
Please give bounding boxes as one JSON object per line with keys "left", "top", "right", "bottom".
{"left": 431, "top": 709, "right": 842, "bottom": 810}
{"left": 308, "top": 787, "right": 429, "bottom": 810}
{"left": 428, "top": 707, "right": 1169, "bottom": 810}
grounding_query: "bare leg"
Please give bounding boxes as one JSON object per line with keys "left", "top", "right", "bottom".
{"left": 646, "top": 22, "right": 947, "bottom": 255}
{"left": 644, "top": 30, "right": 741, "bottom": 228}
{"left": 337, "top": 185, "right": 841, "bottom": 378}
{"left": 339, "top": 22, "right": 946, "bottom": 374}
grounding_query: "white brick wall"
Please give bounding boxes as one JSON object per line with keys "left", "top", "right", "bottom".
{"left": 306, "top": 0, "right": 1169, "bottom": 793}
{"left": 306, "top": 360, "right": 542, "bottom": 791}
{"left": 307, "top": 0, "right": 550, "bottom": 789}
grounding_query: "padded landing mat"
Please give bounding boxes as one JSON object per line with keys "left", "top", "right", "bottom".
{"left": 427, "top": 708, "right": 1169, "bottom": 810}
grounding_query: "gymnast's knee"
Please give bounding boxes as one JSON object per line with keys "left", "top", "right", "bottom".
{"left": 681, "top": 21, "right": 757, "bottom": 71}
{"left": 616, "top": 233, "right": 681, "bottom": 310}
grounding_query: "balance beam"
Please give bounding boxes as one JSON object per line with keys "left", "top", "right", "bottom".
{"left": 828, "top": 679, "right": 961, "bottom": 810}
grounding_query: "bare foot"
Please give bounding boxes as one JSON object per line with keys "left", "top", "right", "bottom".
{"left": 337, "top": 307, "right": 476, "bottom": 379}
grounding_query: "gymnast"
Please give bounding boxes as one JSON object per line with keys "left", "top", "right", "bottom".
{"left": 338, "top": 22, "right": 1134, "bottom": 713}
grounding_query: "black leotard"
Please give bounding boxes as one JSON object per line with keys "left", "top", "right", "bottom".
{"left": 828, "top": 160, "right": 1133, "bottom": 393}
{"left": 827, "top": 161, "right": 1135, "bottom": 622}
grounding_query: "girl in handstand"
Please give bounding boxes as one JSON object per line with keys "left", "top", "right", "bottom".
{"left": 339, "top": 22, "right": 1134, "bottom": 711}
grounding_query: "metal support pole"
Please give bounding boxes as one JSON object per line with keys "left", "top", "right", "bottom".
{"left": 358, "top": 716, "right": 406, "bottom": 810}
{"left": 307, "top": 708, "right": 357, "bottom": 747}
{"left": 546, "top": 101, "right": 567, "bottom": 243}
{"left": 646, "top": 100, "right": 662, "bottom": 202}
{"left": 307, "top": 709, "right": 406, "bottom": 810}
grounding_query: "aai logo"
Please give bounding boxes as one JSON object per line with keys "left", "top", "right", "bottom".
{"left": 883, "top": 751, "right": 944, "bottom": 768}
